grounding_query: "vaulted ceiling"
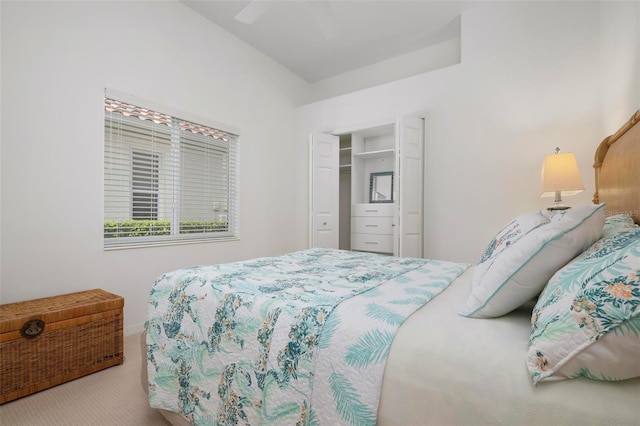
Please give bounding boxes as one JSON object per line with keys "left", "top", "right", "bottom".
{"left": 182, "top": 1, "right": 480, "bottom": 83}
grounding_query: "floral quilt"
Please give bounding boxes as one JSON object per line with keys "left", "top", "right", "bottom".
{"left": 146, "top": 248, "right": 469, "bottom": 425}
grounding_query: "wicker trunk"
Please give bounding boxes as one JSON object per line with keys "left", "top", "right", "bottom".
{"left": 0, "top": 289, "right": 124, "bottom": 404}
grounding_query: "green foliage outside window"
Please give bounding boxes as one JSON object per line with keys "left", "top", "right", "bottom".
{"left": 104, "top": 220, "right": 228, "bottom": 238}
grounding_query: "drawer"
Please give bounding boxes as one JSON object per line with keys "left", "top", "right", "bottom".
{"left": 351, "top": 216, "right": 393, "bottom": 235}
{"left": 351, "top": 233, "right": 394, "bottom": 253}
{"left": 352, "top": 203, "right": 394, "bottom": 217}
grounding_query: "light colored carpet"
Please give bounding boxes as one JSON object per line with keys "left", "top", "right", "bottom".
{"left": 0, "top": 333, "right": 170, "bottom": 426}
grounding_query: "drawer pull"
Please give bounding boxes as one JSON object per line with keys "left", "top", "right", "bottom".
{"left": 365, "top": 210, "right": 378, "bottom": 213}
{"left": 365, "top": 224, "right": 378, "bottom": 227}
{"left": 21, "top": 319, "right": 45, "bottom": 339}
{"left": 365, "top": 242, "right": 378, "bottom": 245}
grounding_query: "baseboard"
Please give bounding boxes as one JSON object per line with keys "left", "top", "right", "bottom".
{"left": 124, "top": 322, "right": 146, "bottom": 336}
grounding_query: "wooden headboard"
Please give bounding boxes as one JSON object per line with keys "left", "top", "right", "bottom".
{"left": 593, "top": 109, "right": 640, "bottom": 224}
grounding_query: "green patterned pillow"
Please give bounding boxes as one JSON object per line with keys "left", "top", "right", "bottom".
{"left": 527, "top": 229, "right": 640, "bottom": 385}
{"left": 602, "top": 213, "right": 638, "bottom": 238}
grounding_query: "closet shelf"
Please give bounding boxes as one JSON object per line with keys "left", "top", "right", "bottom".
{"left": 352, "top": 148, "right": 394, "bottom": 160}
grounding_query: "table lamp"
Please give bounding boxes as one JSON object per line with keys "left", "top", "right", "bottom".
{"left": 540, "top": 147, "right": 584, "bottom": 210}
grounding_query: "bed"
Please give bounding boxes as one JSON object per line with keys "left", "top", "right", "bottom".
{"left": 142, "top": 110, "right": 640, "bottom": 426}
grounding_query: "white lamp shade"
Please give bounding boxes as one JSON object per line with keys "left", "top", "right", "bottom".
{"left": 540, "top": 152, "right": 584, "bottom": 197}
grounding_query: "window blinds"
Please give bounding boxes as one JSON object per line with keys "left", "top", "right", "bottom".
{"left": 104, "top": 95, "right": 239, "bottom": 248}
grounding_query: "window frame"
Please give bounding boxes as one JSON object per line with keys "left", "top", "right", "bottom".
{"left": 103, "top": 89, "right": 240, "bottom": 249}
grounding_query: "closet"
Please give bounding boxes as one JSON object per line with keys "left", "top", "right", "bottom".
{"left": 309, "top": 116, "right": 424, "bottom": 258}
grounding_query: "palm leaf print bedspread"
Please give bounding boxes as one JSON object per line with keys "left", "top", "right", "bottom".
{"left": 146, "top": 248, "right": 469, "bottom": 425}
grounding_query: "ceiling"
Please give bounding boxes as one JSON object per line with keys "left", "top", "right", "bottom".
{"left": 182, "top": 1, "right": 480, "bottom": 83}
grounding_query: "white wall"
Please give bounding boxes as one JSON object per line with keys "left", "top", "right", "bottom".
{"left": 599, "top": 1, "right": 640, "bottom": 132}
{"left": 296, "top": 1, "right": 640, "bottom": 264}
{"left": 2, "top": 1, "right": 638, "bottom": 335}
{"left": 0, "top": 1, "right": 309, "bottom": 334}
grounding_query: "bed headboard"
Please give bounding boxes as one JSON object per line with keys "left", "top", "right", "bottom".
{"left": 593, "top": 109, "right": 640, "bottom": 225}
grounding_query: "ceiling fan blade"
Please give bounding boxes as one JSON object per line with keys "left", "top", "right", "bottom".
{"left": 307, "top": 0, "right": 341, "bottom": 40}
{"left": 235, "top": 1, "right": 271, "bottom": 24}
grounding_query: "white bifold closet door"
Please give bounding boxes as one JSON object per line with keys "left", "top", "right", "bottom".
{"left": 309, "top": 132, "right": 340, "bottom": 249}
{"left": 396, "top": 116, "right": 424, "bottom": 258}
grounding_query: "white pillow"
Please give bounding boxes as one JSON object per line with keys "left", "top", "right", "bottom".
{"left": 461, "top": 204, "right": 605, "bottom": 318}
{"left": 528, "top": 228, "right": 640, "bottom": 384}
{"left": 476, "top": 210, "right": 550, "bottom": 265}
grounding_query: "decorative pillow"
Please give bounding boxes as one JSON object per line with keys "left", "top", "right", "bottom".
{"left": 461, "top": 204, "right": 605, "bottom": 318}
{"left": 602, "top": 213, "right": 638, "bottom": 238}
{"left": 527, "top": 228, "right": 640, "bottom": 385}
{"left": 477, "top": 210, "right": 551, "bottom": 264}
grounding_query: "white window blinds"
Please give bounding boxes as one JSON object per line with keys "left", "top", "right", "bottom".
{"left": 104, "top": 93, "right": 239, "bottom": 248}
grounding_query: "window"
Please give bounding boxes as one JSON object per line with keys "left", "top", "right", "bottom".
{"left": 131, "top": 150, "right": 159, "bottom": 220}
{"left": 104, "top": 92, "right": 239, "bottom": 248}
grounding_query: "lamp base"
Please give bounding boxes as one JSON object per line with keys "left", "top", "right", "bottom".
{"left": 547, "top": 204, "right": 571, "bottom": 211}
{"left": 546, "top": 191, "right": 572, "bottom": 211}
